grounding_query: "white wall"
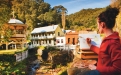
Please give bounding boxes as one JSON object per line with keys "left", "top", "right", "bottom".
{"left": 56, "top": 37, "right": 65, "bottom": 46}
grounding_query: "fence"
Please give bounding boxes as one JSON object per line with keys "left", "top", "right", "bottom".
{"left": 56, "top": 45, "right": 76, "bottom": 50}
{"left": 16, "top": 50, "right": 28, "bottom": 62}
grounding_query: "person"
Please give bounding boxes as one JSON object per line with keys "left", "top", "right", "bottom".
{"left": 86, "top": 7, "right": 121, "bottom": 75}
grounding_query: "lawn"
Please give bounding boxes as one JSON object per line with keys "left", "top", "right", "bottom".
{"left": 0, "top": 48, "right": 26, "bottom": 54}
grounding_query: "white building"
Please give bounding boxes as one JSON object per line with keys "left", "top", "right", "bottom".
{"left": 30, "top": 25, "right": 64, "bottom": 48}
{"left": 56, "top": 37, "right": 66, "bottom": 46}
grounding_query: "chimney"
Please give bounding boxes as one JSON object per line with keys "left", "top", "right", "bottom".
{"left": 61, "top": 11, "right": 65, "bottom": 30}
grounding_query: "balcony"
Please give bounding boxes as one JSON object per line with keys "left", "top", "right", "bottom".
{"left": 46, "top": 36, "right": 55, "bottom": 39}
{"left": 11, "top": 34, "right": 26, "bottom": 38}
{"left": 31, "top": 35, "right": 55, "bottom": 40}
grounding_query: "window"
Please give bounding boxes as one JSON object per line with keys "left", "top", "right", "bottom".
{"left": 61, "top": 39, "right": 63, "bottom": 43}
{"left": 37, "top": 40, "right": 38, "bottom": 44}
{"left": 77, "top": 38, "right": 79, "bottom": 44}
{"left": 72, "top": 38, "right": 75, "bottom": 45}
{"left": 49, "top": 40, "right": 51, "bottom": 44}
{"left": 56, "top": 39, "right": 60, "bottom": 43}
{"left": 58, "top": 32, "right": 60, "bottom": 36}
{"left": 68, "top": 38, "right": 70, "bottom": 43}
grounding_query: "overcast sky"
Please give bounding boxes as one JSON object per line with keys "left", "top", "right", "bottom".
{"left": 44, "top": 0, "right": 111, "bottom": 14}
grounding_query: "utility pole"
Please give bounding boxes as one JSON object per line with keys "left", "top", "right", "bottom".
{"left": 61, "top": 10, "right": 66, "bottom": 30}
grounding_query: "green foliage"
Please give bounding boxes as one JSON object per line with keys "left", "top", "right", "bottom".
{"left": 0, "top": 48, "right": 28, "bottom": 54}
{"left": 28, "top": 47, "right": 38, "bottom": 59}
{"left": 0, "top": 60, "right": 27, "bottom": 75}
{"left": 66, "top": 8, "right": 107, "bottom": 30}
{"left": 0, "top": 54, "right": 16, "bottom": 63}
{"left": 0, "top": 3, "right": 11, "bottom": 42}
{"left": 110, "top": 0, "right": 121, "bottom": 8}
{"left": 12, "top": 0, "right": 50, "bottom": 30}
{"left": 0, "top": 48, "right": 29, "bottom": 75}
{"left": 59, "top": 70, "right": 68, "bottom": 75}
{"left": 45, "top": 46, "right": 59, "bottom": 52}
{"left": 0, "top": 2, "right": 11, "bottom": 26}
{"left": 111, "top": 0, "right": 121, "bottom": 36}
{"left": 38, "top": 45, "right": 45, "bottom": 50}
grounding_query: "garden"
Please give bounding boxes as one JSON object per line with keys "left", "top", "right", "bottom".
{"left": 0, "top": 48, "right": 28, "bottom": 75}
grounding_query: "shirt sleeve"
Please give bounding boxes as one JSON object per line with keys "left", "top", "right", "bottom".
{"left": 90, "top": 45, "right": 100, "bottom": 54}
{"left": 99, "top": 43, "right": 121, "bottom": 74}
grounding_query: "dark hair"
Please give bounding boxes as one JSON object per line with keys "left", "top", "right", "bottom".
{"left": 98, "top": 7, "right": 119, "bottom": 29}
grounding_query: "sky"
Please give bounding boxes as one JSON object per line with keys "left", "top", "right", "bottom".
{"left": 44, "top": 0, "right": 111, "bottom": 15}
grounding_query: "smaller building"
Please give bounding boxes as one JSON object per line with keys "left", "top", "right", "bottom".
{"left": 65, "top": 31, "right": 79, "bottom": 45}
{"left": 56, "top": 37, "right": 66, "bottom": 50}
{"left": 56, "top": 37, "right": 65, "bottom": 46}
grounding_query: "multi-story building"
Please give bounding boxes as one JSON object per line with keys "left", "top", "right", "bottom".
{"left": 30, "top": 25, "right": 64, "bottom": 48}
{"left": 0, "top": 18, "right": 27, "bottom": 50}
{"left": 8, "top": 18, "right": 27, "bottom": 49}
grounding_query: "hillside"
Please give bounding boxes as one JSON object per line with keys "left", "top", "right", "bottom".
{"left": 66, "top": 0, "right": 121, "bottom": 32}
{"left": 66, "top": 7, "right": 107, "bottom": 31}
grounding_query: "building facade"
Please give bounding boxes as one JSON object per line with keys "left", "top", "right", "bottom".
{"left": 30, "top": 25, "right": 64, "bottom": 48}
{"left": 0, "top": 18, "right": 27, "bottom": 50}
{"left": 65, "top": 31, "right": 79, "bottom": 45}
{"left": 56, "top": 37, "right": 65, "bottom": 46}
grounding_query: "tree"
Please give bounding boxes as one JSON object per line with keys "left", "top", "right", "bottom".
{"left": 0, "top": 3, "right": 11, "bottom": 44}
{"left": 66, "top": 8, "right": 107, "bottom": 31}
{"left": 53, "top": 5, "right": 67, "bottom": 29}
{"left": 0, "top": 3, "right": 12, "bottom": 50}
{"left": 11, "top": 0, "right": 50, "bottom": 30}
{"left": 0, "top": 4, "right": 11, "bottom": 26}
{"left": 110, "top": 0, "right": 121, "bottom": 36}
{"left": 37, "top": 5, "right": 67, "bottom": 27}
{"left": 110, "top": 0, "right": 121, "bottom": 8}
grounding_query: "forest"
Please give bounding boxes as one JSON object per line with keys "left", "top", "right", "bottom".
{"left": 0, "top": 0, "right": 121, "bottom": 38}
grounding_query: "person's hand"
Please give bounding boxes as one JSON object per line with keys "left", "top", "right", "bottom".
{"left": 88, "top": 64, "right": 96, "bottom": 70}
{"left": 86, "top": 38, "right": 91, "bottom": 47}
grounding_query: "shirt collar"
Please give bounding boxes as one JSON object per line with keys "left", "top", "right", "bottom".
{"left": 103, "top": 32, "right": 120, "bottom": 41}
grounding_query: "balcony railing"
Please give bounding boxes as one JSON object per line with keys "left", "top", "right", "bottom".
{"left": 11, "top": 34, "right": 26, "bottom": 38}
{"left": 31, "top": 35, "right": 55, "bottom": 40}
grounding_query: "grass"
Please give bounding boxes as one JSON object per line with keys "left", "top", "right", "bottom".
{"left": 0, "top": 48, "right": 27, "bottom": 54}
{"left": 0, "top": 60, "right": 27, "bottom": 75}
{"left": 0, "top": 50, "right": 17, "bottom": 54}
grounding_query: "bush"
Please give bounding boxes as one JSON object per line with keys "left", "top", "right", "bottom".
{"left": 0, "top": 54, "right": 16, "bottom": 63}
